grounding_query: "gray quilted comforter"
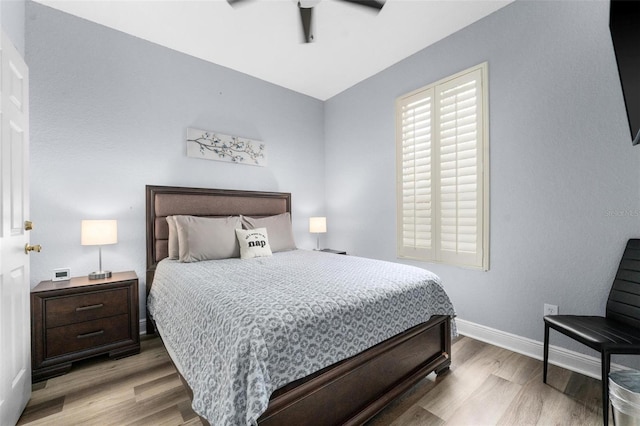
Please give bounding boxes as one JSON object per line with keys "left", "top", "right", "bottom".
{"left": 147, "top": 249, "right": 455, "bottom": 425}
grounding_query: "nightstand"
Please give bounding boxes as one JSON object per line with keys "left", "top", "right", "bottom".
{"left": 31, "top": 271, "right": 140, "bottom": 382}
{"left": 320, "top": 249, "right": 347, "bottom": 255}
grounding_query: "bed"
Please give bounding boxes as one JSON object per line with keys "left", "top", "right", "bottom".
{"left": 145, "top": 185, "right": 455, "bottom": 425}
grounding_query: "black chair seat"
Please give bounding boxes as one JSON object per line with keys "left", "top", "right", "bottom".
{"left": 544, "top": 315, "right": 640, "bottom": 350}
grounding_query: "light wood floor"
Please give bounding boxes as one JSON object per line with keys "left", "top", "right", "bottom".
{"left": 17, "top": 335, "right": 603, "bottom": 425}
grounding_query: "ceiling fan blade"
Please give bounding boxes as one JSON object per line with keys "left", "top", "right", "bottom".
{"left": 338, "top": 0, "right": 385, "bottom": 11}
{"left": 299, "top": 3, "right": 314, "bottom": 43}
{"left": 227, "top": 0, "right": 251, "bottom": 6}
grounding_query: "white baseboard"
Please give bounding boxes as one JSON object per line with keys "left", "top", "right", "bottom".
{"left": 455, "top": 318, "right": 627, "bottom": 380}
{"left": 140, "top": 318, "right": 147, "bottom": 335}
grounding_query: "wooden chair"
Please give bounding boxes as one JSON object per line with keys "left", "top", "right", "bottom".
{"left": 543, "top": 238, "right": 640, "bottom": 426}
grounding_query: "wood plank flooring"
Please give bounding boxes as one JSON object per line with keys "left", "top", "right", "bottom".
{"left": 17, "top": 335, "right": 603, "bottom": 425}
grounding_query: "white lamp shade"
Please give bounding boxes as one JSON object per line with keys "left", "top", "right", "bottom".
{"left": 309, "top": 217, "right": 327, "bottom": 233}
{"left": 81, "top": 220, "right": 118, "bottom": 246}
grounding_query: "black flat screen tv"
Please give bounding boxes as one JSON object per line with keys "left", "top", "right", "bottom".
{"left": 610, "top": 0, "right": 640, "bottom": 146}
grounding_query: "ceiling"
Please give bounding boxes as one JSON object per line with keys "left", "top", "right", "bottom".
{"left": 33, "top": 0, "right": 513, "bottom": 100}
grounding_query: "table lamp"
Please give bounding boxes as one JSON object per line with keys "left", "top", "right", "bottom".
{"left": 309, "top": 217, "right": 326, "bottom": 251}
{"left": 81, "top": 219, "right": 117, "bottom": 280}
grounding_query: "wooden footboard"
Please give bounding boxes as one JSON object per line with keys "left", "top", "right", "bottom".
{"left": 258, "top": 315, "right": 451, "bottom": 425}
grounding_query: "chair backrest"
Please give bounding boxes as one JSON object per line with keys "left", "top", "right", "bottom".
{"left": 606, "top": 238, "right": 640, "bottom": 329}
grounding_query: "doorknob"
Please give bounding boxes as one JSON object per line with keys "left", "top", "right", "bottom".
{"left": 25, "top": 244, "right": 42, "bottom": 254}
{"left": 24, "top": 220, "right": 33, "bottom": 231}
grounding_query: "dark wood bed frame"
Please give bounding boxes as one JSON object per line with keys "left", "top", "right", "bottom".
{"left": 145, "top": 185, "right": 452, "bottom": 425}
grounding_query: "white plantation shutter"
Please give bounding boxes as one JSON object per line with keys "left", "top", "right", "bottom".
{"left": 396, "top": 64, "right": 489, "bottom": 270}
{"left": 398, "top": 88, "right": 434, "bottom": 260}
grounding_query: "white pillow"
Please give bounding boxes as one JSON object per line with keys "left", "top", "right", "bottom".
{"left": 166, "top": 216, "right": 179, "bottom": 260}
{"left": 174, "top": 215, "right": 241, "bottom": 262}
{"left": 235, "top": 228, "right": 273, "bottom": 259}
{"left": 241, "top": 212, "right": 296, "bottom": 253}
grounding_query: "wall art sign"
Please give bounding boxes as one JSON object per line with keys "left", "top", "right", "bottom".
{"left": 186, "top": 128, "right": 267, "bottom": 167}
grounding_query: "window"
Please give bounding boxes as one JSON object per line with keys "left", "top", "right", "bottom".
{"left": 396, "top": 63, "right": 489, "bottom": 270}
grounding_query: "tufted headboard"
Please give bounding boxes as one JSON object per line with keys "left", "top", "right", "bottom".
{"left": 145, "top": 185, "right": 291, "bottom": 293}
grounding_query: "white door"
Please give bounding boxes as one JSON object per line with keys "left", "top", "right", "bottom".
{"left": 0, "top": 31, "right": 31, "bottom": 426}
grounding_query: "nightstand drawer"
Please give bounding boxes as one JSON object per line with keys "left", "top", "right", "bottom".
{"left": 45, "top": 287, "right": 130, "bottom": 328}
{"left": 46, "top": 313, "right": 131, "bottom": 358}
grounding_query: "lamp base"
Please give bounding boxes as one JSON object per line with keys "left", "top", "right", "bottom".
{"left": 88, "top": 270, "right": 112, "bottom": 280}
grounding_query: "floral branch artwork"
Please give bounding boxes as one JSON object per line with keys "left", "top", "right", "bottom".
{"left": 186, "top": 128, "right": 267, "bottom": 167}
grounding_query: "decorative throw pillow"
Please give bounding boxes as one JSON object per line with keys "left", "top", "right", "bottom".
{"left": 174, "top": 215, "right": 241, "bottom": 262}
{"left": 235, "top": 228, "right": 273, "bottom": 259}
{"left": 241, "top": 212, "right": 296, "bottom": 253}
{"left": 166, "top": 216, "right": 179, "bottom": 260}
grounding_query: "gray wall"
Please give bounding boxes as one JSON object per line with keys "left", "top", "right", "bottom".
{"left": 24, "top": 0, "right": 640, "bottom": 364}
{"left": 26, "top": 2, "right": 325, "bottom": 320}
{"left": 324, "top": 0, "right": 640, "bottom": 362}
{"left": 2, "top": 0, "right": 25, "bottom": 55}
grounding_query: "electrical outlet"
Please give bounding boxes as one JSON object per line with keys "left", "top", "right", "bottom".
{"left": 544, "top": 303, "right": 558, "bottom": 316}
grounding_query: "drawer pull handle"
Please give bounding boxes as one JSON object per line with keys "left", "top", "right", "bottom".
{"left": 77, "top": 330, "right": 104, "bottom": 339}
{"left": 75, "top": 303, "right": 104, "bottom": 312}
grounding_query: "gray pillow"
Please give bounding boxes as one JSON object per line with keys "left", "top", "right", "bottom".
{"left": 166, "top": 216, "right": 179, "bottom": 260}
{"left": 241, "top": 213, "right": 296, "bottom": 253}
{"left": 174, "top": 215, "right": 241, "bottom": 262}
